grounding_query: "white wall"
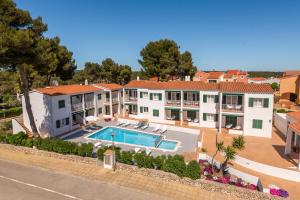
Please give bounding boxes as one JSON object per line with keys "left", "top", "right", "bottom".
{"left": 147, "top": 89, "right": 166, "bottom": 123}
{"left": 12, "top": 118, "right": 27, "bottom": 134}
{"left": 243, "top": 93, "right": 274, "bottom": 137}
{"left": 22, "top": 92, "right": 52, "bottom": 137}
{"left": 274, "top": 113, "right": 288, "bottom": 136}
{"left": 200, "top": 91, "right": 219, "bottom": 128}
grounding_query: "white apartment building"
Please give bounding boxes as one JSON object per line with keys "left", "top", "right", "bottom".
{"left": 20, "top": 84, "right": 122, "bottom": 137}
{"left": 16, "top": 80, "right": 273, "bottom": 138}
{"left": 123, "top": 80, "right": 274, "bottom": 138}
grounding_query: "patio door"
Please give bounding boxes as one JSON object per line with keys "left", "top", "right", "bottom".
{"left": 225, "top": 115, "right": 237, "bottom": 127}
{"left": 171, "top": 109, "right": 180, "bottom": 120}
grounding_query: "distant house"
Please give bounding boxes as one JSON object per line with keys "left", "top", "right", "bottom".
{"left": 248, "top": 77, "right": 280, "bottom": 85}
{"left": 206, "top": 71, "right": 224, "bottom": 83}
{"left": 193, "top": 70, "right": 248, "bottom": 83}
{"left": 280, "top": 71, "right": 300, "bottom": 103}
{"left": 223, "top": 70, "right": 248, "bottom": 83}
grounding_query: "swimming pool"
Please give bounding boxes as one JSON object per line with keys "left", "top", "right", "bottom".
{"left": 87, "top": 126, "right": 179, "bottom": 151}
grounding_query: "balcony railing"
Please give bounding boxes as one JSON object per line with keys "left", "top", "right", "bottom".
{"left": 125, "top": 96, "right": 137, "bottom": 102}
{"left": 222, "top": 104, "right": 243, "bottom": 112}
{"left": 71, "top": 103, "right": 83, "bottom": 111}
{"left": 85, "top": 101, "right": 94, "bottom": 109}
{"left": 165, "top": 100, "right": 181, "bottom": 107}
{"left": 183, "top": 100, "right": 200, "bottom": 107}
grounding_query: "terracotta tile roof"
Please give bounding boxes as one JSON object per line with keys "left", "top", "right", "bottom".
{"left": 226, "top": 70, "right": 240, "bottom": 75}
{"left": 124, "top": 80, "right": 219, "bottom": 91}
{"left": 284, "top": 70, "right": 300, "bottom": 77}
{"left": 124, "top": 80, "right": 274, "bottom": 93}
{"left": 207, "top": 71, "right": 224, "bottom": 79}
{"left": 224, "top": 74, "right": 233, "bottom": 79}
{"left": 219, "top": 82, "right": 273, "bottom": 94}
{"left": 195, "top": 71, "right": 209, "bottom": 77}
{"left": 250, "top": 77, "right": 267, "bottom": 81}
{"left": 35, "top": 85, "right": 101, "bottom": 96}
{"left": 289, "top": 122, "right": 300, "bottom": 135}
{"left": 95, "top": 83, "right": 123, "bottom": 90}
{"left": 287, "top": 111, "right": 300, "bottom": 122}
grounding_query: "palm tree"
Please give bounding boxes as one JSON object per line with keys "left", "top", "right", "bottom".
{"left": 232, "top": 136, "right": 245, "bottom": 151}
{"left": 211, "top": 141, "right": 224, "bottom": 172}
{"left": 221, "top": 146, "right": 236, "bottom": 174}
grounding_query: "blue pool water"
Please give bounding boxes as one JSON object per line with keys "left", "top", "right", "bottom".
{"left": 88, "top": 127, "right": 178, "bottom": 151}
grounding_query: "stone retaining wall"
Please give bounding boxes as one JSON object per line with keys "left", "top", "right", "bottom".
{"left": 0, "top": 144, "right": 283, "bottom": 200}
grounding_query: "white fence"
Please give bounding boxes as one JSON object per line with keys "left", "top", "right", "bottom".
{"left": 274, "top": 113, "right": 287, "bottom": 136}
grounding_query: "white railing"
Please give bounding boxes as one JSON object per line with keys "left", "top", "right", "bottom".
{"left": 183, "top": 101, "right": 199, "bottom": 107}
{"left": 165, "top": 100, "right": 181, "bottom": 106}
{"left": 85, "top": 101, "right": 94, "bottom": 109}
{"left": 125, "top": 96, "right": 137, "bottom": 102}
{"left": 71, "top": 103, "right": 83, "bottom": 111}
{"left": 222, "top": 104, "right": 243, "bottom": 112}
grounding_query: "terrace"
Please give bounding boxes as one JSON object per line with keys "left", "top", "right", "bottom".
{"left": 165, "top": 91, "right": 181, "bottom": 107}
{"left": 222, "top": 94, "right": 244, "bottom": 113}
{"left": 71, "top": 94, "right": 83, "bottom": 111}
{"left": 183, "top": 91, "right": 200, "bottom": 108}
{"left": 124, "top": 89, "right": 137, "bottom": 102}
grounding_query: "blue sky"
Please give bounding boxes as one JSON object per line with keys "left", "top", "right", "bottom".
{"left": 16, "top": 0, "right": 300, "bottom": 71}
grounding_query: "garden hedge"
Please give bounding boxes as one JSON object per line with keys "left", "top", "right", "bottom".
{"left": 0, "top": 107, "right": 22, "bottom": 118}
{"left": 97, "top": 147, "right": 202, "bottom": 180}
{"left": 0, "top": 132, "right": 93, "bottom": 157}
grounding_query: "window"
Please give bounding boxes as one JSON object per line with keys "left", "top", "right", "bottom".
{"left": 153, "top": 109, "right": 159, "bottom": 117}
{"left": 252, "top": 119, "right": 263, "bottom": 129}
{"left": 56, "top": 120, "right": 60, "bottom": 128}
{"left": 203, "top": 113, "right": 218, "bottom": 122}
{"left": 56, "top": 118, "right": 69, "bottom": 129}
{"left": 203, "top": 95, "right": 218, "bottom": 103}
{"left": 58, "top": 100, "right": 65, "bottom": 109}
{"left": 98, "top": 107, "right": 102, "bottom": 114}
{"left": 140, "top": 106, "right": 148, "bottom": 113}
{"left": 97, "top": 94, "right": 102, "bottom": 100}
{"left": 140, "top": 92, "right": 148, "bottom": 99}
{"left": 208, "top": 80, "right": 217, "bottom": 83}
{"left": 150, "top": 93, "right": 162, "bottom": 101}
{"left": 249, "top": 98, "right": 268, "bottom": 108}
{"left": 105, "top": 106, "right": 110, "bottom": 115}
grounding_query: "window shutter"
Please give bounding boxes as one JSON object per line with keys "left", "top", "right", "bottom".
{"left": 65, "top": 118, "right": 69, "bottom": 125}
{"left": 159, "top": 94, "right": 162, "bottom": 100}
{"left": 184, "top": 93, "right": 187, "bottom": 101}
{"left": 203, "top": 95, "right": 207, "bottom": 103}
{"left": 140, "top": 92, "right": 142, "bottom": 98}
{"left": 249, "top": 98, "right": 254, "bottom": 107}
{"left": 140, "top": 107, "right": 143, "bottom": 113}
{"left": 150, "top": 93, "right": 153, "bottom": 100}
{"left": 263, "top": 98, "right": 269, "bottom": 108}
{"left": 56, "top": 120, "right": 60, "bottom": 129}
{"left": 214, "top": 95, "right": 219, "bottom": 103}
{"left": 214, "top": 114, "right": 218, "bottom": 122}
{"left": 222, "top": 95, "right": 226, "bottom": 104}
{"left": 203, "top": 113, "right": 207, "bottom": 121}
{"left": 238, "top": 96, "right": 243, "bottom": 105}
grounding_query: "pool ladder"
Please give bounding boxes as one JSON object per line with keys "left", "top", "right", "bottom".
{"left": 154, "top": 133, "right": 164, "bottom": 148}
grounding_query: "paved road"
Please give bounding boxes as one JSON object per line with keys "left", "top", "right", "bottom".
{"left": 0, "top": 159, "right": 168, "bottom": 200}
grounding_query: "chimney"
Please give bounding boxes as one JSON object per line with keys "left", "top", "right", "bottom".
{"left": 137, "top": 76, "right": 140, "bottom": 81}
{"left": 85, "top": 79, "right": 88, "bottom": 85}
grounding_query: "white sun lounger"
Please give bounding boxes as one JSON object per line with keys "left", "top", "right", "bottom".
{"left": 141, "top": 123, "right": 149, "bottom": 130}
{"left": 226, "top": 124, "right": 233, "bottom": 129}
{"left": 134, "top": 122, "right": 143, "bottom": 129}
{"left": 145, "top": 148, "right": 152, "bottom": 155}
{"left": 159, "top": 126, "right": 167, "bottom": 134}
{"left": 153, "top": 125, "right": 161, "bottom": 132}
{"left": 94, "top": 142, "right": 102, "bottom": 148}
{"left": 116, "top": 120, "right": 124, "bottom": 126}
{"left": 134, "top": 147, "right": 141, "bottom": 153}
{"left": 122, "top": 121, "right": 130, "bottom": 127}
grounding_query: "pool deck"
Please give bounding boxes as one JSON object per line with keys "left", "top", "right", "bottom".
{"left": 63, "top": 120, "right": 199, "bottom": 157}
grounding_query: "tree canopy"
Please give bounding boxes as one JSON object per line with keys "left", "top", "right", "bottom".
{"left": 139, "top": 39, "right": 197, "bottom": 81}
{"left": 74, "top": 58, "right": 132, "bottom": 85}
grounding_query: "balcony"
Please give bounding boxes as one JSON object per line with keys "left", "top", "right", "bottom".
{"left": 71, "top": 103, "right": 83, "bottom": 112}
{"left": 183, "top": 100, "right": 199, "bottom": 108}
{"left": 85, "top": 101, "right": 94, "bottom": 109}
{"left": 222, "top": 104, "right": 243, "bottom": 113}
{"left": 125, "top": 96, "right": 137, "bottom": 102}
{"left": 165, "top": 100, "right": 181, "bottom": 107}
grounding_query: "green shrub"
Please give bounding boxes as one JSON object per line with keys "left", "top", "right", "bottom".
{"left": 23, "top": 138, "right": 34, "bottom": 148}
{"left": 6, "top": 132, "right": 27, "bottom": 145}
{"left": 133, "top": 151, "right": 154, "bottom": 168}
{"left": 162, "top": 156, "right": 186, "bottom": 177}
{"left": 119, "top": 150, "right": 134, "bottom": 164}
{"left": 0, "top": 134, "right": 6, "bottom": 143}
{"left": 184, "top": 160, "right": 201, "bottom": 180}
{"left": 77, "top": 143, "right": 93, "bottom": 157}
{"left": 153, "top": 155, "right": 166, "bottom": 170}
{"left": 96, "top": 146, "right": 121, "bottom": 161}
{"left": 0, "top": 107, "right": 22, "bottom": 118}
